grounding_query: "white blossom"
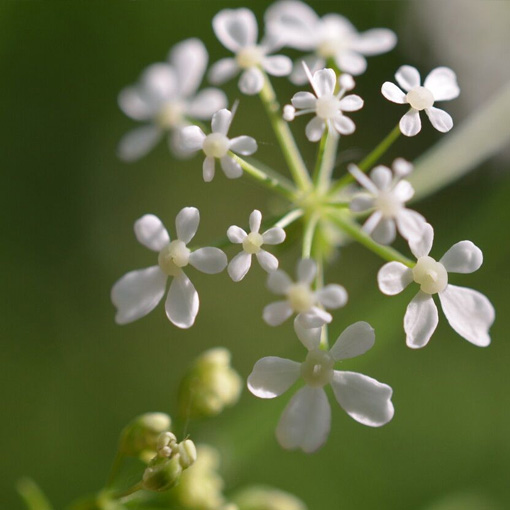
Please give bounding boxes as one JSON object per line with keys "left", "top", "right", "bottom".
{"left": 349, "top": 158, "right": 427, "bottom": 244}
{"left": 284, "top": 66, "right": 363, "bottom": 142}
{"left": 382, "top": 65, "right": 460, "bottom": 137}
{"left": 377, "top": 224, "right": 495, "bottom": 348}
{"left": 118, "top": 38, "right": 227, "bottom": 161}
{"left": 209, "top": 8, "right": 292, "bottom": 95}
{"left": 180, "top": 108, "right": 257, "bottom": 182}
{"left": 263, "top": 259, "right": 347, "bottom": 328}
{"left": 265, "top": 0, "right": 396, "bottom": 83}
{"left": 227, "top": 210, "right": 286, "bottom": 282}
{"left": 111, "top": 209, "right": 227, "bottom": 328}
{"left": 248, "top": 319, "right": 394, "bottom": 453}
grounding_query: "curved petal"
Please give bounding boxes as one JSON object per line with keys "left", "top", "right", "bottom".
{"left": 134, "top": 214, "right": 170, "bottom": 251}
{"left": 111, "top": 266, "right": 167, "bottom": 324}
{"left": 409, "top": 223, "right": 434, "bottom": 258}
{"left": 316, "top": 284, "right": 348, "bottom": 309}
{"left": 393, "top": 179, "right": 415, "bottom": 202}
{"left": 169, "top": 129, "right": 196, "bottom": 159}
{"left": 211, "top": 108, "right": 233, "bottom": 135}
{"left": 203, "top": 156, "right": 216, "bottom": 182}
{"left": 339, "top": 94, "right": 363, "bottom": 112}
{"left": 331, "top": 371, "right": 394, "bottom": 426}
{"left": 332, "top": 115, "right": 356, "bottom": 135}
{"left": 350, "top": 193, "right": 374, "bottom": 212}
{"left": 175, "top": 206, "right": 200, "bottom": 244}
{"left": 208, "top": 57, "right": 239, "bottom": 85}
{"left": 330, "top": 322, "right": 375, "bottom": 361}
{"left": 370, "top": 165, "right": 392, "bottom": 191}
{"left": 141, "top": 63, "right": 178, "bottom": 102}
{"left": 298, "top": 307, "right": 332, "bottom": 328}
{"left": 425, "top": 107, "right": 453, "bottom": 133}
{"left": 290, "top": 55, "right": 324, "bottom": 85}
{"left": 229, "top": 136, "right": 257, "bottom": 156}
{"left": 189, "top": 247, "right": 227, "bottom": 274}
{"left": 213, "top": 8, "right": 258, "bottom": 52}
{"left": 263, "top": 300, "right": 293, "bottom": 326}
{"left": 117, "top": 126, "right": 161, "bottom": 162}
{"left": 381, "top": 81, "right": 406, "bottom": 104}
{"left": 362, "top": 211, "right": 383, "bottom": 236}
{"left": 220, "top": 155, "right": 243, "bottom": 179}
{"left": 228, "top": 251, "right": 252, "bottom": 282}
{"left": 118, "top": 86, "right": 153, "bottom": 121}
{"left": 239, "top": 67, "right": 264, "bottom": 95}
{"left": 392, "top": 158, "right": 413, "bottom": 177}
{"left": 169, "top": 38, "right": 207, "bottom": 97}
{"left": 297, "top": 258, "right": 316, "bottom": 284}
{"left": 399, "top": 109, "right": 422, "bottom": 137}
{"left": 440, "top": 241, "right": 483, "bottom": 274}
{"left": 276, "top": 386, "right": 331, "bottom": 453}
{"left": 227, "top": 225, "right": 247, "bottom": 244}
{"left": 187, "top": 88, "right": 228, "bottom": 120}
{"left": 293, "top": 316, "right": 321, "bottom": 350}
{"left": 336, "top": 50, "right": 367, "bottom": 76}
{"left": 395, "top": 65, "right": 421, "bottom": 92}
{"left": 165, "top": 273, "right": 199, "bottom": 329}
{"left": 179, "top": 125, "right": 206, "bottom": 152}
{"left": 351, "top": 28, "right": 397, "bottom": 56}
{"left": 404, "top": 291, "right": 439, "bottom": 349}
{"left": 262, "top": 55, "right": 292, "bottom": 76}
{"left": 312, "top": 68, "right": 336, "bottom": 97}
{"left": 423, "top": 67, "right": 460, "bottom": 102}
{"left": 256, "top": 250, "right": 279, "bottom": 273}
{"left": 267, "top": 270, "right": 293, "bottom": 294}
{"left": 291, "top": 91, "right": 317, "bottom": 110}
{"left": 396, "top": 209, "right": 427, "bottom": 242}
{"left": 377, "top": 261, "right": 413, "bottom": 296}
{"left": 262, "top": 227, "right": 286, "bottom": 245}
{"left": 305, "top": 116, "right": 325, "bottom": 142}
{"left": 371, "top": 217, "right": 396, "bottom": 245}
{"left": 439, "top": 285, "right": 494, "bottom": 347}
{"left": 248, "top": 357, "right": 300, "bottom": 398}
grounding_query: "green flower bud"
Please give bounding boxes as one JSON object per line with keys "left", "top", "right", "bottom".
{"left": 232, "top": 486, "right": 307, "bottom": 510}
{"left": 142, "top": 455, "right": 182, "bottom": 492}
{"left": 178, "top": 348, "right": 242, "bottom": 419}
{"left": 178, "top": 439, "right": 198, "bottom": 468}
{"left": 119, "top": 413, "right": 171, "bottom": 458}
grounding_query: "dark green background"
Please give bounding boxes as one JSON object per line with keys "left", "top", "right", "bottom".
{"left": 2, "top": 1, "right": 508, "bottom": 509}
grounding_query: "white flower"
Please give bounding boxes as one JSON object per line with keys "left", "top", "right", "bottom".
{"left": 263, "top": 259, "right": 347, "bottom": 328}
{"left": 265, "top": 0, "right": 396, "bottom": 83}
{"left": 227, "top": 210, "right": 286, "bottom": 282}
{"left": 377, "top": 224, "right": 495, "bottom": 348}
{"left": 209, "top": 8, "right": 292, "bottom": 95}
{"left": 180, "top": 108, "right": 257, "bottom": 182}
{"left": 118, "top": 38, "right": 227, "bottom": 161}
{"left": 111, "top": 209, "right": 227, "bottom": 328}
{"left": 284, "top": 67, "right": 363, "bottom": 142}
{"left": 248, "top": 319, "right": 394, "bottom": 453}
{"left": 349, "top": 158, "right": 427, "bottom": 244}
{"left": 382, "top": 65, "right": 460, "bottom": 137}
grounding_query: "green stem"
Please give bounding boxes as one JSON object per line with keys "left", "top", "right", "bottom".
{"left": 314, "top": 255, "right": 329, "bottom": 350}
{"left": 112, "top": 481, "right": 144, "bottom": 500}
{"left": 106, "top": 450, "right": 125, "bottom": 488}
{"left": 312, "top": 132, "right": 328, "bottom": 185}
{"left": 317, "top": 132, "right": 340, "bottom": 193}
{"left": 274, "top": 208, "right": 304, "bottom": 229}
{"left": 302, "top": 213, "right": 320, "bottom": 259}
{"left": 16, "top": 478, "right": 54, "bottom": 510}
{"left": 259, "top": 73, "right": 312, "bottom": 191}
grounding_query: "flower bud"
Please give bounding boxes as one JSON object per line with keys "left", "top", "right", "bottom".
{"left": 232, "top": 486, "right": 307, "bottom": 510}
{"left": 142, "top": 455, "right": 183, "bottom": 492}
{"left": 119, "top": 413, "right": 172, "bottom": 458}
{"left": 178, "top": 348, "right": 242, "bottom": 419}
{"left": 178, "top": 439, "right": 197, "bottom": 468}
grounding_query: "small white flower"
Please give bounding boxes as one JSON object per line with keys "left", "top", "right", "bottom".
{"left": 377, "top": 224, "right": 495, "bottom": 348}
{"left": 265, "top": 0, "right": 396, "bottom": 83}
{"left": 248, "top": 319, "right": 394, "bottom": 453}
{"left": 285, "top": 67, "right": 363, "bottom": 142}
{"left": 382, "top": 65, "right": 460, "bottom": 137}
{"left": 349, "top": 158, "right": 427, "bottom": 244}
{"left": 227, "top": 210, "right": 286, "bottom": 282}
{"left": 111, "top": 209, "right": 227, "bottom": 328}
{"left": 118, "top": 38, "right": 227, "bottom": 161}
{"left": 180, "top": 108, "right": 257, "bottom": 182}
{"left": 263, "top": 259, "right": 347, "bottom": 328}
{"left": 209, "top": 8, "right": 293, "bottom": 95}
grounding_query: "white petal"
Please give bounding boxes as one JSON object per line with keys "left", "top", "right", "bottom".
{"left": 248, "top": 357, "right": 300, "bottom": 398}
{"left": 211, "top": 108, "right": 233, "bottom": 135}
{"left": 440, "top": 241, "right": 483, "bottom": 274}
{"left": 316, "top": 285, "right": 348, "bottom": 309}
{"left": 423, "top": 67, "right": 460, "bottom": 102}
{"left": 331, "top": 371, "right": 394, "bottom": 426}
{"left": 267, "top": 270, "right": 292, "bottom": 294}
{"left": 179, "top": 125, "right": 206, "bottom": 152}
{"left": 111, "top": 266, "right": 167, "bottom": 324}
{"left": 404, "top": 291, "right": 439, "bottom": 349}
{"left": 305, "top": 116, "right": 325, "bottom": 142}
{"left": 141, "top": 63, "right": 178, "bottom": 102}
{"left": 371, "top": 218, "right": 396, "bottom": 245}
{"left": 213, "top": 8, "right": 258, "bottom": 52}
{"left": 169, "top": 128, "right": 197, "bottom": 159}
{"left": 134, "top": 214, "right": 170, "bottom": 252}
{"left": 175, "top": 206, "right": 200, "bottom": 244}
{"left": 293, "top": 316, "right": 321, "bottom": 351}
{"left": 351, "top": 29, "right": 397, "bottom": 56}
{"left": 377, "top": 262, "right": 413, "bottom": 296}
{"left": 276, "top": 386, "right": 331, "bottom": 453}
{"left": 229, "top": 136, "right": 258, "bottom": 156}
{"left": 297, "top": 258, "right": 316, "bottom": 284}
{"left": 409, "top": 223, "right": 434, "bottom": 258}
{"left": 425, "top": 107, "right": 453, "bottom": 133}
{"left": 262, "top": 55, "right": 292, "bottom": 76}
{"left": 239, "top": 67, "right": 264, "bottom": 95}
{"left": 290, "top": 56, "right": 324, "bottom": 85}
{"left": 118, "top": 86, "right": 152, "bottom": 121}
{"left": 227, "top": 225, "right": 247, "bottom": 244}
{"left": 338, "top": 94, "right": 363, "bottom": 112}
{"left": 208, "top": 58, "right": 239, "bottom": 85}
{"left": 362, "top": 211, "right": 383, "bottom": 236}
{"left": 220, "top": 156, "right": 243, "bottom": 179}
{"left": 117, "top": 126, "right": 161, "bottom": 162}
{"left": 439, "top": 285, "right": 494, "bottom": 347}
{"left": 169, "top": 38, "right": 207, "bottom": 97}
{"left": 330, "top": 322, "right": 375, "bottom": 361}
{"left": 203, "top": 156, "right": 216, "bottom": 182}
{"left": 392, "top": 158, "right": 413, "bottom": 177}
{"left": 335, "top": 50, "right": 367, "bottom": 76}
{"left": 291, "top": 91, "right": 317, "bottom": 110}
{"left": 381, "top": 81, "right": 406, "bottom": 104}
{"left": 332, "top": 115, "right": 356, "bottom": 135}
{"left": 189, "top": 247, "right": 227, "bottom": 274}
{"left": 312, "top": 68, "right": 336, "bottom": 97}
{"left": 228, "top": 251, "right": 252, "bottom": 282}
{"left": 262, "top": 227, "right": 286, "bottom": 245}
{"left": 395, "top": 65, "right": 421, "bottom": 92}
{"left": 256, "top": 250, "right": 279, "bottom": 273}
{"left": 392, "top": 179, "right": 415, "bottom": 202}
{"left": 348, "top": 164, "right": 378, "bottom": 193}
{"left": 298, "top": 307, "right": 332, "bottom": 328}
{"left": 187, "top": 88, "right": 228, "bottom": 120}
{"left": 350, "top": 193, "right": 374, "bottom": 212}
{"left": 399, "top": 109, "right": 422, "bottom": 137}
{"left": 263, "top": 301, "right": 293, "bottom": 326}
{"left": 370, "top": 165, "right": 392, "bottom": 191}
{"left": 395, "top": 209, "right": 427, "bottom": 242}
{"left": 165, "top": 273, "right": 199, "bottom": 329}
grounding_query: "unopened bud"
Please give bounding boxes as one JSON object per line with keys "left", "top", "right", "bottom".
{"left": 157, "top": 431, "right": 178, "bottom": 457}
{"left": 283, "top": 105, "right": 296, "bottom": 121}
{"left": 178, "top": 439, "right": 197, "bottom": 468}
{"left": 232, "top": 486, "right": 307, "bottom": 510}
{"left": 142, "top": 455, "right": 182, "bottom": 492}
{"left": 119, "top": 413, "right": 171, "bottom": 458}
{"left": 339, "top": 74, "right": 355, "bottom": 91}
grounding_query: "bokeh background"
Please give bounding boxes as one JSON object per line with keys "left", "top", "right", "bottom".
{"left": 2, "top": 1, "right": 510, "bottom": 509}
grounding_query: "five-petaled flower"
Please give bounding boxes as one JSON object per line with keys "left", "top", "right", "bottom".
{"left": 248, "top": 319, "right": 394, "bottom": 453}
{"left": 111, "top": 209, "right": 227, "bottom": 328}
{"left": 118, "top": 38, "right": 227, "bottom": 161}
{"left": 382, "top": 65, "right": 460, "bottom": 137}
{"left": 227, "top": 210, "right": 286, "bottom": 282}
{"left": 209, "top": 8, "right": 292, "bottom": 95}
{"left": 377, "top": 224, "right": 495, "bottom": 348}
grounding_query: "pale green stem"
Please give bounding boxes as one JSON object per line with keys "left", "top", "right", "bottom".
{"left": 16, "top": 478, "right": 54, "bottom": 510}
{"left": 112, "top": 481, "right": 144, "bottom": 499}
{"left": 259, "top": 72, "right": 312, "bottom": 191}
{"left": 302, "top": 213, "right": 320, "bottom": 259}
{"left": 106, "top": 450, "right": 125, "bottom": 488}
{"left": 317, "top": 132, "right": 340, "bottom": 194}
{"left": 312, "top": 132, "right": 328, "bottom": 184}
{"left": 314, "top": 255, "right": 329, "bottom": 350}
{"left": 274, "top": 208, "right": 304, "bottom": 229}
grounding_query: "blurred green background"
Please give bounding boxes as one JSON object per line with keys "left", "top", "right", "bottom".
{"left": 2, "top": 1, "right": 509, "bottom": 509}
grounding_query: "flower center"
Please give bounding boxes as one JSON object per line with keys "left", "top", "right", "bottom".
{"left": 287, "top": 283, "right": 315, "bottom": 313}
{"left": 236, "top": 46, "right": 263, "bottom": 69}
{"left": 202, "top": 133, "right": 230, "bottom": 159}
{"left": 301, "top": 349, "right": 334, "bottom": 388}
{"left": 157, "top": 101, "right": 185, "bottom": 128}
{"left": 158, "top": 240, "right": 190, "bottom": 276}
{"left": 317, "top": 36, "right": 342, "bottom": 58}
{"left": 315, "top": 94, "right": 341, "bottom": 120}
{"left": 242, "top": 232, "right": 263, "bottom": 254}
{"left": 412, "top": 255, "right": 448, "bottom": 294}
{"left": 406, "top": 87, "right": 434, "bottom": 111}
{"left": 374, "top": 191, "right": 402, "bottom": 218}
